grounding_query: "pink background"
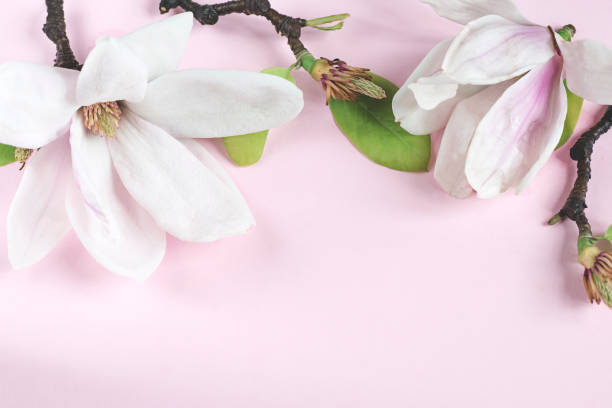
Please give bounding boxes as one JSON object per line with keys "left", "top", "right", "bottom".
{"left": 1, "top": 0, "right": 612, "bottom": 406}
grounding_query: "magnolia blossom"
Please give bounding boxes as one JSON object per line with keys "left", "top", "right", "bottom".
{"left": 3, "top": 13, "right": 304, "bottom": 279}
{"left": 393, "top": 0, "right": 612, "bottom": 198}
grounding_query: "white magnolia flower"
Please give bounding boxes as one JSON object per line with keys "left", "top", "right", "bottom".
{"left": 3, "top": 13, "right": 304, "bottom": 279}
{"left": 392, "top": 0, "right": 612, "bottom": 198}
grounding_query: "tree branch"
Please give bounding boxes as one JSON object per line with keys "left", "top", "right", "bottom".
{"left": 159, "top": 0, "right": 308, "bottom": 57}
{"left": 550, "top": 106, "right": 612, "bottom": 236}
{"left": 43, "top": 0, "right": 80, "bottom": 69}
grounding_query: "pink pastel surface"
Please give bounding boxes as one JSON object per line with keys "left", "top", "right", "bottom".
{"left": 1, "top": 0, "right": 611, "bottom": 406}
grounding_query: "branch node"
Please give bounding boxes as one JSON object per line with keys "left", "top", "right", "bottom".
{"left": 195, "top": 6, "right": 219, "bottom": 24}
{"left": 243, "top": 0, "right": 271, "bottom": 14}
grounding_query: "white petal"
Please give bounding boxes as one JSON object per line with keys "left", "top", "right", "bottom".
{"left": 77, "top": 37, "right": 148, "bottom": 106}
{"left": 120, "top": 13, "right": 193, "bottom": 81}
{"left": 69, "top": 113, "right": 118, "bottom": 235}
{"left": 434, "top": 81, "right": 514, "bottom": 198}
{"left": 560, "top": 39, "right": 612, "bottom": 105}
{"left": 422, "top": 0, "right": 532, "bottom": 25}
{"left": 443, "top": 15, "right": 555, "bottom": 85}
{"left": 393, "top": 39, "right": 483, "bottom": 134}
{"left": 179, "top": 138, "right": 250, "bottom": 198}
{"left": 65, "top": 168, "right": 166, "bottom": 280}
{"left": 408, "top": 73, "right": 459, "bottom": 110}
{"left": 127, "top": 70, "right": 304, "bottom": 138}
{"left": 108, "top": 111, "right": 255, "bottom": 242}
{"left": 0, "top": 62, "right": 78, "bottom": 148}
{"left": 465, "top": 56, "right": 567, "bottom": 198}
{"left": 7, "top": 137, "right": 71, "bottom": 269}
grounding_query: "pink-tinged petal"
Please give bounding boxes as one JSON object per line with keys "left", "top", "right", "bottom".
{"left": 0, "top": 62, "right": 78, "bottom": 148}
{"left": 421, "top": 0, "right": 531, "bottom": 25}
{"left": 7, "top": 137, "right": 71, "bottom": 269}
{"left": 126, "top": 69, "right": 303, "bottom": 138}
{"left": 434, "top": 80, "right": 514, "bottom": 198}
{"left": 65, "top": 168, "right": 166, "bottom": 280}
{"left": 393, "top": 38, "right": 483, "bottom": 134}
{"left": 119, "top": 13, "right": 193, "bottom": 81}
{"left": 560, "top": 39, "right": 612, "bottom": 105}
{"left": 77, "top": 37, "right": 148, "bottom": 107}
{"left": 442, "top": 15, "right": 555, "bottom": 85}
{"left": 108, "top": 111, "right": 255, "bottom": 242}
{"left": 465, "top": 56, "right": 567, "bottom": 198}
{"left": 69, "top": 113, "right": 117, "bottom": 234}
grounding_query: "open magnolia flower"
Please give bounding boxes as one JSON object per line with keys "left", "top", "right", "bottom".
{"left": 3, "top": 13, "right": 303, "bottom": 279}
{"left": 393, "top": 0, "right": 612, "bottom": 198}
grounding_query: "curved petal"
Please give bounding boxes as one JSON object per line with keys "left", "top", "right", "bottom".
{"left": 442, "top": 15, "right": 555, "bottom": 85}
{"left": 434, "top": 81, "right": 514, "bottom": 198}
{"left": 7, "top": 137, "right": 71, "bottom": 269}
{"left": 560, "top": 39, "right": 612, "bottom": 105}
{"left": 465, "top": 56, "right": 567, "bottom": 198}
{"left": 126, "top": 69, "right": 304, "bottom": 138}
{"left": 179, "top": 138, "right": 251, "bottom": 199}
{"left": 77, "top": 37, "right": 148, "bottom": 106}
{"left": 0, "top": 62, "right": 78, "bottom": 148}
{"left": 393, "top": 39, "right": 483, "bottom": 134}
{"left": 407, "top": 73, "right": 459, "bottom": 110}
{"left": 119, "top": 12, "right": 193, "bottom": 81}
{"left": 108, "top": 111, "right": 255, "bottom": 242}
{"left": 69, "top": 113, "right": 117, "bottom": 233}
{"left": 65, "top": 167, "right": 166, "bottom": 280}
{"left": 421, "top": 0, "right": 531, "bottom": 25}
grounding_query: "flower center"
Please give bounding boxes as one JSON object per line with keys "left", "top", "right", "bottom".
{"left": 82, "top": 101, "right": 122, "bottom": 138}
{"left": 581, "top": 249, "right": 612, "bottom": 306}
{"left": 310, "top": 58, "right": 386, "bottom": 105}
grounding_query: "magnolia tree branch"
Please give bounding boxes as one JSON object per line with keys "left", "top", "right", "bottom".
{"left": 157, "top": 2, "right": 383, "bottom": 106}
{"left": 43, "top": 0, "right": 80, "bottom": 69}
{"left": 550, "top": 106, "right": 612, "bottom": 236}
{"left": 159, "top": 0, "right": 309, "bottom": 57}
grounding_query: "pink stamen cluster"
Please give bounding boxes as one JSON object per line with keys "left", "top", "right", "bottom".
{"left": 314, "top": 58, "right": 385, "bottom": 105}
{"left": 583, "top": 251, "right": 612, "bottom": 305}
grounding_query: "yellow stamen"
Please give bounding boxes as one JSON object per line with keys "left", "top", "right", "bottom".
{"left": 81, "top": 101, "right": 122, "bottom": 138}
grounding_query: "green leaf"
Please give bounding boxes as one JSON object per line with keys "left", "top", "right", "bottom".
{"left": 259, "top": 67, "right": 297, "bottom": 84}
{"left": 602, "top": 224, "right": 612, "bottom": 243}
{"left": 222, "top": 131, "right": 268, "bottom": 167}
{"left": 555, "top": 80, "right": 584, "bottom": 150}
{"left": 0, "top": 144, "right": 16, "bottom": 167}
{"left": 328, "top": 73, "right": 431, "bottom": 172}
{"left": 222, "top": 67, "right": 296, "bottom": 167}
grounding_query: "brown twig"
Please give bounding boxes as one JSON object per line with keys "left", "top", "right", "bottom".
{"left": 43, "top": 0, "right": 80, "bottom": 69}
{"left": 159, "top": 0, "right": 308, "bottom": 57}
{"left": 550, "top": 106, "right": 612, "bottom": 236}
